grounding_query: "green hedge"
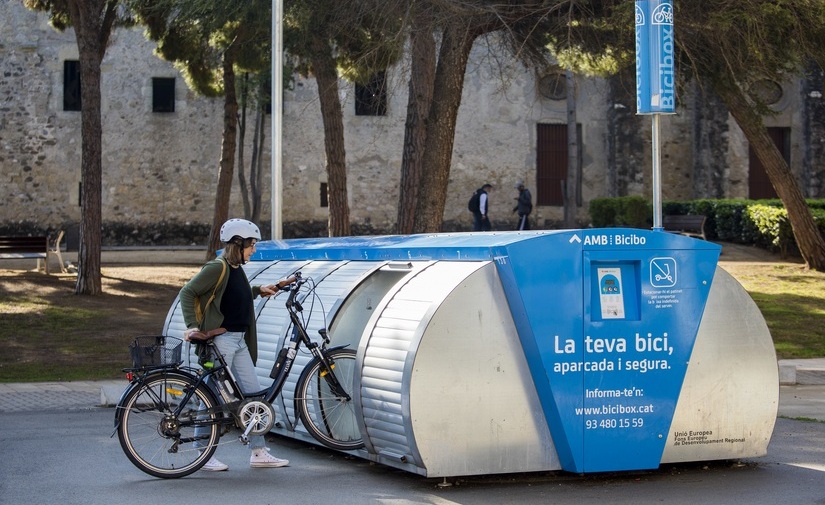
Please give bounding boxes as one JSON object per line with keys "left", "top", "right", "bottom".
{"left": 590, "top": 196, "right": 653, "bottom": 229}
{"left": 590, "top": 197, "right": 825, "bottom": 255}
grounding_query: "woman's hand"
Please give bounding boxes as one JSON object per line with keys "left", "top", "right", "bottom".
{"left": 260, "top": 285, "right": 278, "bottom": 297}
{"left": 260, "top": 276, "right": 298, "bottom": 297}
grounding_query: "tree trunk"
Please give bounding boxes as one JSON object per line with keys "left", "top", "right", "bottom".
{"left": 75, "top": 41, "right": 103, "bottom": 295}
{"left": 397, "top": 15, "right": 435, "bottom": 234}
{"left": 69, "top": 0, "right": 116, "bottom": 295}
{"left": 412, "top": 22, "right": 479, "bottom": 233}
{"left": 237, "top": 74, "right": 251, "bottom": 219}
{"left": 717, "top": 86, "right": 825, "bottom": 270}
{"left": 206, "top": 49, "right": 239, "bottom": 259}
{"left": 564, "top": 69, "right": 579, "bottom": 228}
{"left": 311, "top": 36, "right": 350, "bottom": 237}
{"left": 251, "top": 104, "right": 265, "bottom": 224}
{"left": 237, "top": 75, "right": 266, "bottom": 225}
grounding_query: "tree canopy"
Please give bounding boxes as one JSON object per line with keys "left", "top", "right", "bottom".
{"left": 550, "top": 0, "right": 825, "bottom": 270}
{"left": 130, "top": 0, "right": 272, "bottom": 257}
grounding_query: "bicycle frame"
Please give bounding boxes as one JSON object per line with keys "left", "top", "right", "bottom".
{"left": 114, "top": 273, "right": 363, "bottom": 477}
{"left": 116, "top": 274, "right": 350, "bottom": 433}
{"left": 264, "top": 278, "right": 352, "bottom": 404}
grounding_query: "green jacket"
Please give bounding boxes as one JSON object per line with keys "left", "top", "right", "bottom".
{"left": 179, "top": 257, "right": 266, "bottom": 363}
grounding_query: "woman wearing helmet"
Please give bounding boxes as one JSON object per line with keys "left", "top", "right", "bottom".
{"left": 179, "top": 218, "right": 289, "bottom": 472}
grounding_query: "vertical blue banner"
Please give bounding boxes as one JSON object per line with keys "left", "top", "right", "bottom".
{"left": 635, "top": 0, "right": 675, "bottom": 114}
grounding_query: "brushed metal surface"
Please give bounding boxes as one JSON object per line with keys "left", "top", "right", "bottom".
{"left": 662, "top": 267, "right": 778, "bottom": 463}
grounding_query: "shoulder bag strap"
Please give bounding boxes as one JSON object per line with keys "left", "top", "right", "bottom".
{"left": 197, "top": 258, "right": 227, "bottom": 326}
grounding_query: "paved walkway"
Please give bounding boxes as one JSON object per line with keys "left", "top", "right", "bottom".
{"left": 0, "top": 380, "right": 115, "bottom": 412}
{"left": 2, "top": 360, "right": 823, "bottom": 421}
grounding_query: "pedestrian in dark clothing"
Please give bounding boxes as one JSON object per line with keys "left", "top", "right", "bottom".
{"left": 469, "top": 184, "right": 493, "bottom": 231}
{"left": 513, "top": 181, "right": 532, "bottom": 230}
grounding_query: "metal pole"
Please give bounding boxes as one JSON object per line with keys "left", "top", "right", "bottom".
{"left": 651, "top": 114, "right": 663, "bottom": 230}
{"left": 270, "top": 0, "right": 283, "bottom": 240}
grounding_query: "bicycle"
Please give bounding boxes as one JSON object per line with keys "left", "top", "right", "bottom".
{"left": 113, "top": 272, "right": 363, "bottom": 479}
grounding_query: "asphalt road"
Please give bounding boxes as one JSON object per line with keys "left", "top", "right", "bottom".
{"left": 1, "top": 408, "right": 823, "bottom": 505}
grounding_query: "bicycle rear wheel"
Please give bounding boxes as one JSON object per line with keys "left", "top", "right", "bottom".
{"left": 117, "top": 372, "right": 220, "bottom": 478}
{"left": 295, "top": 348, "right": 364, "bottom": 451}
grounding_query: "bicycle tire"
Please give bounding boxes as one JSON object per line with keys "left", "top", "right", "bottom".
{"left": 295, "top": 348, "right": 364, "bottom": 451}
{"left": 117, "top": 372, "right": 221, "bottom": 478}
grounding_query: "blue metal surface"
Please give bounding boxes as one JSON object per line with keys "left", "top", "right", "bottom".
{"left": 635, "top": 0, "right": 675, "bottom": 114}
{"left": 252, "top": 231, "right": 563, "bottom": 262}
{"left": 493, "top": 229, "right": 720, "bottom": 472}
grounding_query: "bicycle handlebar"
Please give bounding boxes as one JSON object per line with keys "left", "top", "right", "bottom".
{"left": 277, "top": 273, "right": 300, "bottom": 291}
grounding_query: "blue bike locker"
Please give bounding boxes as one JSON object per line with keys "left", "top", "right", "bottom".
{"left": 162, "top": 229, "right": 778, "bottom": 477}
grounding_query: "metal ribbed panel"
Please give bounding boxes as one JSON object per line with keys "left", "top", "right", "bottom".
{"left": 162, "top": 299, "right": 196, "bottom": 365}
{"left": 247, "top": 260, "right": 309, "bottom": 385}
{"left": 359, "top": 261, "right": 487, "bottom": 466}
{"left": 163, "top": 259, "right": 377, "bottom": 437}
{"left": 256, "top": 260, "right": 380, "bottom": 437}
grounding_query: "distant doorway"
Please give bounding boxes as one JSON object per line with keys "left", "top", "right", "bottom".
{"left": 749, "top": 127, "right": 790, "bottom": 200}
{"left": 536, "top": 123, "right": 581, "bottom": 206}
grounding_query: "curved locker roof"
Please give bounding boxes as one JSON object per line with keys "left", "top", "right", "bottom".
{"left": 251, "top": 230, "right": 565, "bottom": 262}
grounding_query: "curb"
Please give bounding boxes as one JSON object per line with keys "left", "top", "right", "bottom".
{"left": 101, "top": 360, "right": 823, "bottom": 402}
{"left": 101, "top": 382, "right": 125, "bottom": 406}
{"left": 778, "top": 359, "right": 825, "bottom": 385}
{"left": 2, "top": 361, "right": 823, "bottom": 413}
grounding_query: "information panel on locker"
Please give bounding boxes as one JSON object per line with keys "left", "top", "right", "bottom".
{"left": 580, "top": 247, "right": 713, "bottom": 473}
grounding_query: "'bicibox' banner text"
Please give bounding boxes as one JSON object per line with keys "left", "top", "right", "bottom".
{"left": 635, "top": 0, "right": 675, "bottom": 114}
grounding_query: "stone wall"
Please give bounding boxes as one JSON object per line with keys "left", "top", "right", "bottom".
{"left": 1, "top": 2, "right": 822, "bottom": 244}
{"left": 1, "top": 5, "right": 227, "bottom": 233}
{"left": 802, "top": 65, "right": 825, "bottom": 198}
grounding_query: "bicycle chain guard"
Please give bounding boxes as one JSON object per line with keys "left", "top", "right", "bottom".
{"left": 237, "top": 400, "right": 276, "bottom": 439}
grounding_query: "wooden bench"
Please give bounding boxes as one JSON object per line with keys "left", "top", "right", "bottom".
{"left": 0, "top": 232, "right": 66, "bottom": 274}
{"left": 663, "top": 215, "right": 707, "bottom": 240}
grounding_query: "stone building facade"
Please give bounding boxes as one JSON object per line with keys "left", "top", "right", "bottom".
{"left": 2, "top": 2, "right": 823, "bottom": 242}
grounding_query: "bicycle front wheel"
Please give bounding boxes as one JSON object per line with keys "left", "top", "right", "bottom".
{"left": 117, "top": 373, "right": 220, "bottom": 478}
{"left": 295, "top": 348, "right": 364, "bottom": 451}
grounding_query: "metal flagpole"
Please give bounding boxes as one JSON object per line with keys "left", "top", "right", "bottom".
{"left": 271, "top": 0, "right": 283, "bottom": 240}
{"left": 635, "top": 0, "right": 674, "bottom": 231}
{"left": 651, "top": 115, "right": 662, "bottom": 229}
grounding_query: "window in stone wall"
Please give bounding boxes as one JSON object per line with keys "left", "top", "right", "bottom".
{"left": 538, "top": 72, "right": 567, "bottom": 101}
{"left": 355, "top": 72, "right": 387, "bottom": 116}
{"left": 152, "top": 77, "right": 176, "bottom": 113}
{"left": 63, "top": 60, "right": 81, "bottom": 111}
{"left": 320, "top": 183, "right": 329, "bottom": 208}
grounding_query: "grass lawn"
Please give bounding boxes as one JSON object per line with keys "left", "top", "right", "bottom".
{"left": 718, "top": 261, "right": 825, "bottom": 358}
{"left": 0, "top": 244, "right": 823, "bottom": 382}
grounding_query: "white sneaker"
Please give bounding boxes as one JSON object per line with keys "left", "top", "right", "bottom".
{"left": 250, "top": 447, "right": 289, "bottom": 468}
{"left": 201, "top": 456, "right": 229, "bottom": 472}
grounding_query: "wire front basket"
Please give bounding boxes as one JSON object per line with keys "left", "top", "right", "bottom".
{"left": 129, "top": 335, "right": 182, "bottom": 369}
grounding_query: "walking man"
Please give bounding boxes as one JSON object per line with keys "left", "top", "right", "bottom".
{"left": 469, "top": 183, "right": 493, "bottom": 231}
{"left": 513, "top": 181, "right": 532, "bottom": 230}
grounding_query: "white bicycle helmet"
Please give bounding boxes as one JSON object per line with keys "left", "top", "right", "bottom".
{"left": 219, "top": 218, "right": 261, "bottom": 243}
